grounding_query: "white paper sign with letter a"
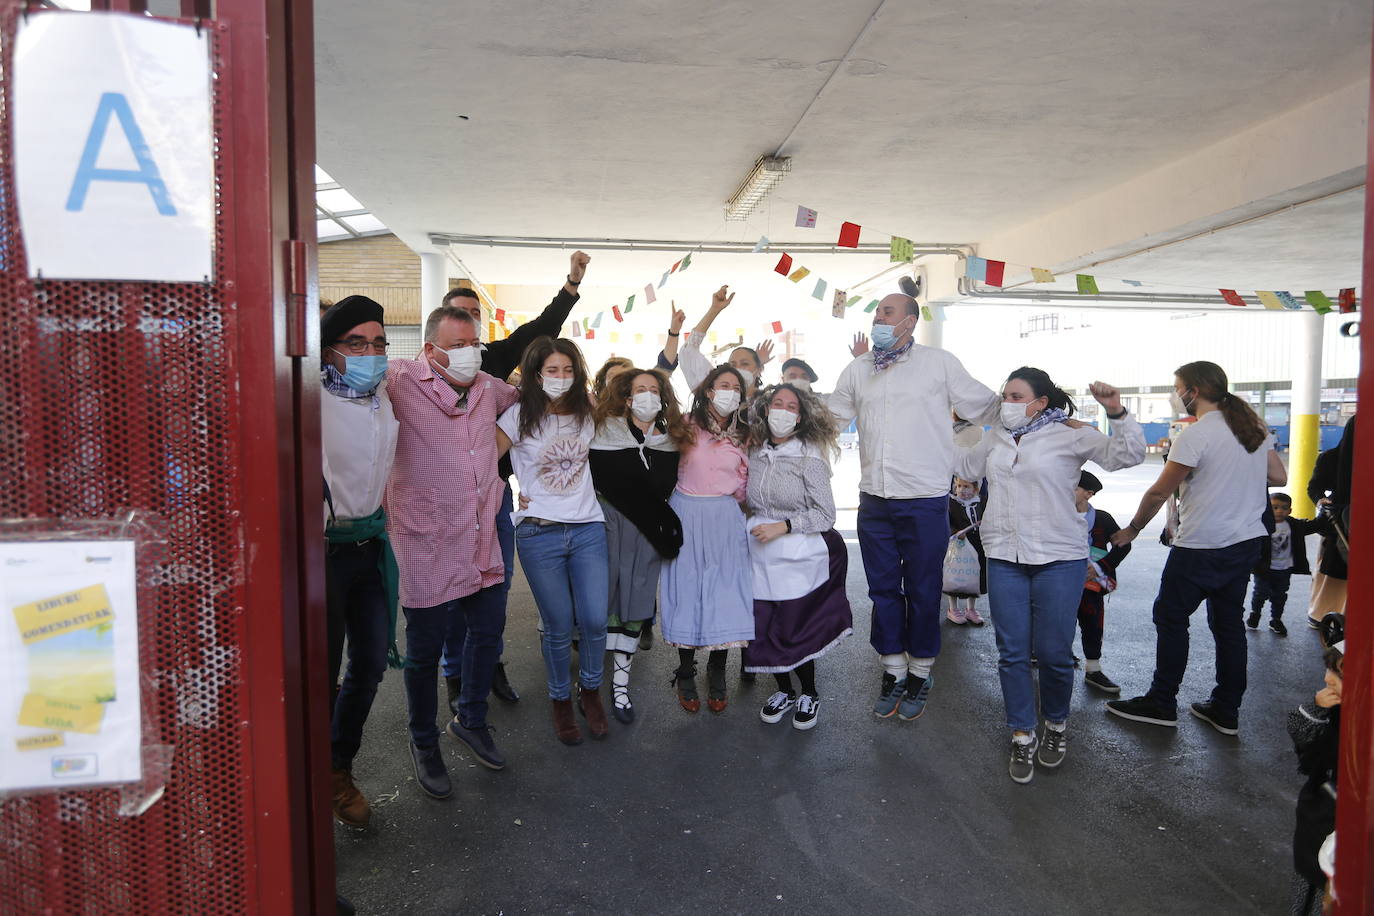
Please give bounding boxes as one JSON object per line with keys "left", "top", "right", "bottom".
{"left": 14, "top": 12, "right": 213, "bottom": 282}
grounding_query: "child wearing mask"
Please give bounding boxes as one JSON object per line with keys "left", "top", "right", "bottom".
{"left": 944, "top": 477, "right": 987, "bottom": 625}
{"left": 1248, "top": 492, "right": 1325, "bottom": 637}
{"left": 1074, "top": 471, "right": 1131, "bottom": 693}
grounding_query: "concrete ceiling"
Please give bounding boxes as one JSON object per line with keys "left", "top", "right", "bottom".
{"left": 315, "top": 0, "right": 1372, "bottom": 287}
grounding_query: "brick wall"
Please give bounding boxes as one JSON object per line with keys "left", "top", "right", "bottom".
{"left": 318, "top": 233, "right": 428, "bottom": 324}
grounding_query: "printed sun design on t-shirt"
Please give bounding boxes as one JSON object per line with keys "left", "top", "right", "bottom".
{"left": 538, "top": 436, "right": 588, "bottom": 491}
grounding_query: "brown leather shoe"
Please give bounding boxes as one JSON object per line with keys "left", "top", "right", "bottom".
{"left": 551, "top": 698, "right": 583, "bottom": 746}
{"left": 331, "top": 768, "right": 370, "bottom": 828}
{"left": 578, "top": 686, "right": 609, "bottom": 739}
{"left": 706, "top": 665, "right": 728, "bottom": 714}
{"left": 674, "top": 666, "right": 700, "bottom": 714}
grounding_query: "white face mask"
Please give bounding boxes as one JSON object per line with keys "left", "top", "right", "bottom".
{"left": 767, "top": 408, "right": 798, "bottom": 438}
{"left": 542, "top": 376, "right": 574, "bottom": 399}
{"left": 630, "top": 391, "right": 661, "bottom": 422}
{"left": 434, "top": 344, "right": 480, "bottom": 384}
{"left": 1000, "top": 401, "right": 1031, "bottom": 430}
{"left": 711, "top": 388, "right": 741, "bottom": 415}
{"left": 735, "top": 368, "right": 755, "bottom": 390}
{"left": 785, "top": 378, "right": 812, "bottom": 392}
{"left": 1170, "top": 390, "right": 1196, "bottom": 416}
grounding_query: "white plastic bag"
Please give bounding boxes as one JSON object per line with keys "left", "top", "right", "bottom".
{"left": 942, "top": 535, "right": 981, "bottom": 595}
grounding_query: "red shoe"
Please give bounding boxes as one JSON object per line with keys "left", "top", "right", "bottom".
{"left": 706, "top": 666, "right": 728, "bottom": 714}
{"left": 674, "top": 666, "right": 700, "bottom": 713}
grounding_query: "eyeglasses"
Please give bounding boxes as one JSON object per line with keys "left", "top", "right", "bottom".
{"left": 333, "top": 336, "right": 389, "bottom": 355}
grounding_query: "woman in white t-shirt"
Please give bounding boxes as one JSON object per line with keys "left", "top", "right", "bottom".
{"left": 496, "top": 337, "right": 609, "bottom": 747}
{"left": 1106, "top": 361, "right": 1286, "bottom": 737}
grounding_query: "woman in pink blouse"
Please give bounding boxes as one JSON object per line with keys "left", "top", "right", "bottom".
{"left": 659, "top": 364, "right": 754, "bottom": 714}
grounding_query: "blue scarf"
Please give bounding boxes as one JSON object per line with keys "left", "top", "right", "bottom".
{"left": 871, "top": 339, "right": 914, "bottom": 374}
{"left": 1008, "top": 407, "right": 1070, "bottom": 439}
{"left": 322, "top": 362, "right": 377, "bottom": 400}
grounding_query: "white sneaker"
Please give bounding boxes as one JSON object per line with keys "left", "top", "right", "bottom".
{"left": 760, "top": 691, "right": 796, "bottom": 724}
{"left": 792, "top": 694, "right": 820, "bottom": 730}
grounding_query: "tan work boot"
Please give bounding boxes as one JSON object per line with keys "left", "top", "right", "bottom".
{"left": 332, "top": 768, "right": 371, "bottom": 828}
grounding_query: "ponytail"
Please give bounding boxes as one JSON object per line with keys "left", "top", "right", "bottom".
{"left": 1005, "top": 366, "right": 1077, "bottom": 417}
{"left": 1176, "top": 361, "right": 1267, "bottom": 453}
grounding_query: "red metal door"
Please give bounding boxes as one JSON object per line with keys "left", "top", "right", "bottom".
{"left": 0, "top": 1, "right": 330, "bottom": 913}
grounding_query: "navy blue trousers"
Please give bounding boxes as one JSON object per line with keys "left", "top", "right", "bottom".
{"left": 857, "top": 493, "right": 948, "bottom": 658}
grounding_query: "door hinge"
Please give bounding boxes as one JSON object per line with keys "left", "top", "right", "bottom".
{"left": 285, "top": 239, "right": 309, "bottom": 357}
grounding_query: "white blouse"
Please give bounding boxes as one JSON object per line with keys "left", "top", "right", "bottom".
{"left": 954, "top": 414, "right": 1146, "bottom": 565}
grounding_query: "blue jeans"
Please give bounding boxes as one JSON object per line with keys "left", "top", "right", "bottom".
{"left": 987, "top": 557, "right": 1088, "bottom": 731}
{"left": 402, "top": 584, "right": 506, "bottom": 748}
{"left": 1146, "top": 538, "right": 1262, "bottom": 716}
{"left": 856, "top": 493, "right": 948, "bottom": 658}
{"left": 442, "top": 481, "right": 513, "bottom": 678}
{"left": 515, "top": 520, "right": 609, "bottom": 700}
{"left": 326, "top": 539, "right": 391, "bottom": 769}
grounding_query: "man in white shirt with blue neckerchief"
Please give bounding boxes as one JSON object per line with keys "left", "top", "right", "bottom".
{"left": 830, "top": 292, "right": 1001, "bottom": 723}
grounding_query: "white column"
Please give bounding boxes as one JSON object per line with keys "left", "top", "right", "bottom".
{"left": 418, "top": 252, "right": 448, "bottom": 332}
{"left": 916, "top": 307, "right": 943, "bottom": 349}
{"left": 1288, "top": 310, "right": 1325, "bottom": 517}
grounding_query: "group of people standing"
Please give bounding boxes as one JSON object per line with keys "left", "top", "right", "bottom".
{"left": 320, "top": 247, "right": 1302, "bottom": 837}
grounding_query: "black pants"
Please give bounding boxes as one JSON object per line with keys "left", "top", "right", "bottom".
{"left": 1251, "top": 569, "right": 1294, "bottom": 619}
{"left": 326, "top": 539, "right": 390, "bottom": 770}
{"left": 1077, "top": 590, "right": 1105, "bottom": 661}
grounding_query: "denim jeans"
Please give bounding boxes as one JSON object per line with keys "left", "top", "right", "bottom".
{"left": 402, "top": 584, "right": 506, "bottom": 748}
{"left": 856, "top": 493, "right": 948, "bottom": 658}
{"left": 326, "top": 539, "right": 391, "bottom": 769}
{"left": 1251, "top": 569, "right": 1294, "bottom": 619}
{"left": 442, "top": 481, "right": 514, "bottom": 678}
{"left": 515, "top": 520, "right": 609, "bottom": 700}
{"left": 1146, "top": 538, "right": 1262, "bottom": 716}
{"left": 987, "top": 557, "right": 1088, "bottom": 731}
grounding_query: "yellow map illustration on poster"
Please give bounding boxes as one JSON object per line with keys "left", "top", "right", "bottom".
{"left": 13, "top": 584, "right": 117, "bottom": 705}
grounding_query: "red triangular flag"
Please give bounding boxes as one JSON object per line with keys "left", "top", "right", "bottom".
{"left": 671, "top": 260, "right": 683, "bottom": 273}
{"left": 771, "top": 321, "right": 783, "bottom": 334}
{"left": 494, "top": 308, "right": 506, "bottom": 322}
{"left": 1339, "top": 288, "right": 1357, "bottom": 313}
{"left": 774, "top": 253, "right": 793, "bottom": 275}
{"left": 1219, "top": 289, "right": 1247, "bottom": 307}
{"left": 984, "top": 259, "right": 1006, "bottom": 287}
{"left": 837, "top": 222, "right": 861, "bottom": 248}
{"left": 586, "top": 329, "right": 595, "bottom": 340}
{"left": 612, "top": 306, "right": 623, "bottom": 322}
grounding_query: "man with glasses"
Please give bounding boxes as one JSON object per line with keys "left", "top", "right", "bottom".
{"left": 320, "top": 295, "right": 399, "bottom": 828}
{"left": 437, "top": 250, "right": 590, "bottom": 710}
{"left": 386, "top": 305, "right": 518, "bottom": 799}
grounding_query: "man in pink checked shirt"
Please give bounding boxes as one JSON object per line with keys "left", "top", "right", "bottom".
{"left": 386, "top": 304, "right": 517, "bottom": 800}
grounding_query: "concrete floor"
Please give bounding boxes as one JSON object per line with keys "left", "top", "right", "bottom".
{"left": 334, "top": 454, "right": 1326, "bottom": 915}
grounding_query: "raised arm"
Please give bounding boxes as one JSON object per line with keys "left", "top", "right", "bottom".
{"left": 952, "top": 434, "right": 993, "bottom": 484}
{"left": 483, "top": 251, "right": 588, "bottom": 379}
{"left": 1076, "top": 382, "right": 1146, "bottom": 471}
{"left": 657, "top": 306, "right": 687, "bottom": 372}
{"left": 946, "top": 353, "right": 1002, "bottom": 427}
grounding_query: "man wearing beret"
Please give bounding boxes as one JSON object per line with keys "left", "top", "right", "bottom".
{"left": 320, "top": 295, "right": 400, "bottom": 828}
{"left": 437, "top": 250, "right": 590, "bottom": 711}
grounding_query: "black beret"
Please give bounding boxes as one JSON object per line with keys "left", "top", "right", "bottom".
{"left": 1078, "top": 470, "right": 1103, "bottom": 493}
{"left": 780, "top": 358, "right": 819, "bottom": 383}
{"left": 321, "top": 295, "right": 384, "bottom": 345}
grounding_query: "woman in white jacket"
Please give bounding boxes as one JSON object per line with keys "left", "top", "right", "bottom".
{"left": 955, "top": 368, "right": 1145, "bottom": 785}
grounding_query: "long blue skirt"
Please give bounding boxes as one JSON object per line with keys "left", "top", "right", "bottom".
{"left": 659, "top": 492, "right": 755, "bottom": 649}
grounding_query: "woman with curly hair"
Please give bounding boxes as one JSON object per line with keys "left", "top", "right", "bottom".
{"left": 588, "top": 367, "right": 691, "bottom": 722}
{"left": 591, "top": 356, "right": 634, "bottom": 403}
{"left": 659, "top": 362, "right": 754, "bottom": 714}
{"left": 496, "top": 336, "right": 609, "bottom": 746}
{"left": 743, "top": 383, "right": 853, "bottom": 730}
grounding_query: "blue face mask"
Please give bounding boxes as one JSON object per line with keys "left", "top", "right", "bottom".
{"left": 870, "top": 323, "right": 900, "bottom": 350}
{"left": 339, "top": 354, "right": 388, "bottom": 391}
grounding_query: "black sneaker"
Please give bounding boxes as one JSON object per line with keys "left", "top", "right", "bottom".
{"left": 409, "top": 743, "right": 452, "bottom": 799}
{"left": 1106, "top": 695, "right": 1178, "bottom": 728}
{"left": 792, "top": 694, "right": 820, "bottom": 731}
{"left": 447, "top": 719, "right": 506, "bottom": 770}
{"left": 1269, "top": 619, "right": 1288, "bottom": 637}
{"left": 1190, "top": 701, "right": 1239, "bottom": 736}
{"left": 1009, "top": 735, "right": 1038, "bottom": 784}
{"left": 1245, "top": 611, "right": 1261, "bottom": 629}
{"left": 1306, "top": 615, "right": 1323, "bottom": 630}
{"left": 1084, "top": 670, "right": 1120, "bottom": 694}
{"left": 760, "top": 691, "right": 796, "bottom": 724}
{"left": 490, "top": 662, "right": 520, "bottom": 704}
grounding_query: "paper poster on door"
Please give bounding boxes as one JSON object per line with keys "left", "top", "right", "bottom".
{"left": 0, "top": 540, "right": 141, "bottom": 792}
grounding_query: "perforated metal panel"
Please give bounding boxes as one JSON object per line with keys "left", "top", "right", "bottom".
{"left": 0, "top": 11, "right": 255, "bottom": 914}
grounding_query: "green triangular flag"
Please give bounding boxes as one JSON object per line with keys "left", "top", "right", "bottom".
{"left": 920, "top": 305, "right": 933, "bottom": 322}
{"left": 1304, "top": 291, "right": 1333, "bottom": 314}
{"left": 680, "top": 252, "right": 692, "bottom": 272}
{"left": 864, "top": 299, "right": 879, "bottom": 313}
{"left": 1076, "top": 274, "right": 1099, "bottom": 295}
{"left": 846, "top": 295, "right": 862, "bottom": 308}
{"left": 890, "top": 236, "right": 914, "bottom": 262}
{"left": 624, "top": 294, "right": 635, "bottom": 314}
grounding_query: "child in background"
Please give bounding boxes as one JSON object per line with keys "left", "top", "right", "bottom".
{"left": 1288, "top": 638, "right": 1342, "bottom": 915}
{"left": 1249, "top": 492, "right": 1324, "bottom": 637}
{"left": 945, "top": 477, "right": 987, "bottom": 626}
{"left": 1075, "top": 471, "right": 1131, "bottom": 694}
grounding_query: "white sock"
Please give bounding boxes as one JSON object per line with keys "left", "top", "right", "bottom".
{"left": 1046, "top": 720, "right": 1067, "bottom": 733}
{"left": 881, "top": 653, "right": 908, "bottom": 678}
{"left": 945, "top": 595, "right": 956, "bottom": 611}
{"left": 612, "top": 653, "right": 632, "bottom": 709}
{"left": 964, "top": 597, "right": 975, "bottom": 611}
{"left": 907, "top": 657, "right": 934, "bottom": 681}
{"left": 1012, "top": 732, "right": 1035, "bottom": 745}
{"left": 1084, "top": 659, "right": 1101, "bottom": 673}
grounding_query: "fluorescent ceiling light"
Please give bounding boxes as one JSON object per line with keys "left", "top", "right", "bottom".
{"left": 724, "top": 155, "right": 791, "bottom": 221}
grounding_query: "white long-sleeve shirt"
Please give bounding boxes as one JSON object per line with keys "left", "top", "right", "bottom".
{"left": 322, "top": 385, "right": 399, "bottom": 522}
{"left": 954, "top": 414, "right": 1147, "bottom": 564}
{"left": 828, "top": 346, "right": 1002, "bottom": 500}
{"left": 679, "top": 330, "right": 712, "bottom": 392}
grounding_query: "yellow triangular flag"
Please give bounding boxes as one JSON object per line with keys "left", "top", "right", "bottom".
{"left": 1256, "top": 291, "right": 1283, "bottom": 311}
{"left": 1031, "top": 267, "right": 1055, "bottom": 283}
{"left": 787, "top": 267, "right": 811, "bottom": 283}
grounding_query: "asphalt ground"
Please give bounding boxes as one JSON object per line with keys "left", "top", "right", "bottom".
{"left": 334, "top": 453, "right": 1327, "bottom": 915}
